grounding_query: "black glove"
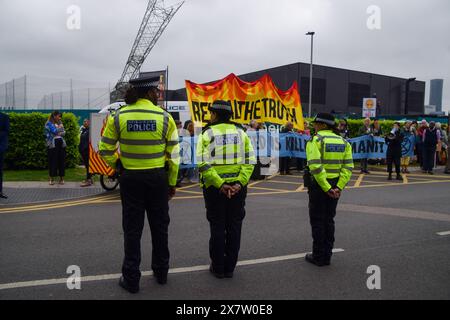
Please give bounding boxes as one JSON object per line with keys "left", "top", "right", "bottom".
{"left": 115, "top": 159, "right": 124, "bottom": 176}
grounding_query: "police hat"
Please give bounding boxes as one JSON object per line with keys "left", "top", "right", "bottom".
{"left": 129, "top": 75, "right": 160, "bottom": 89}
{"left": 209, "top": 100, "right": 233, "bottom": 114}
{"left": 312, "top": 112, "right": 336, "bottom": 127}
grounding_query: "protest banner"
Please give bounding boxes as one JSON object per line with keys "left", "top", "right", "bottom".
{"left": 179, "top": 132, "right": 416, "bottom": 169}
{"left": 278, "top": 134, "right": 415, "bottom": 160}
{"left": 185, "top": 73, "right": 304, "bottom": 130}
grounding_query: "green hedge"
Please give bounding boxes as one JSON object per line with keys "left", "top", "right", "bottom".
{"left": 304, "top": 118, "right": 396, "bottom": 138}
{"left": 5, "top": 112, "right": 80, "bottom": 170}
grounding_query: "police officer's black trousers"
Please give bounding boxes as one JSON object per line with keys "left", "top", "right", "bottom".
{"left": 308, "top": 178, "right": 339, "bottom": 263}
{"left": 203, "top": 185, "right": 247, "bottom": 274}
{"left": 119, "top": 168, "right": 170, "bottom": 286}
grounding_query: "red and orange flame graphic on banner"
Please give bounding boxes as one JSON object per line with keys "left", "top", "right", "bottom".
{"left": 185, "top": 73, "right": 304, "bottom": 130}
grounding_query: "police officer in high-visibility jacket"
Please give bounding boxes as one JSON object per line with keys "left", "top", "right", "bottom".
{"left": 99, "top": 75, "right": 179, "bottom": 293}
{"left": 305, "top": 112, "right": 353, "bottom": 266}
{"left": 197, "top": 100, "right": 255, "bottom": 279}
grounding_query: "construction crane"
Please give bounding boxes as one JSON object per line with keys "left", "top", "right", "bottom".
{"left": 111, "top": 0, "right": 184, "bottom": 102}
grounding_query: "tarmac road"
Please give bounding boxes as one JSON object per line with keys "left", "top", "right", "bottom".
{"left": 0, "top": 173, "right": 449, "bottom": 300}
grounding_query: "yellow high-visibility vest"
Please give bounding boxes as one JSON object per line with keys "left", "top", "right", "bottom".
{"left": 306, "top": 129, "right": 353, "bottom": 192}
{"left": 99, "top": 98, "right": 180, "bottom": 186}
{"left": 197, "top": 122, "right": 256, "bottom": 189}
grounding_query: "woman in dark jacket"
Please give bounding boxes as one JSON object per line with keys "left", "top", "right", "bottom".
{"left": 385, "top": 122, "right": 403, "bottom": 180}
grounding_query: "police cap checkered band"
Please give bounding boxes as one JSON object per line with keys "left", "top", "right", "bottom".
{"left": 129, "top": 75, "right": 160, "bottom": 88}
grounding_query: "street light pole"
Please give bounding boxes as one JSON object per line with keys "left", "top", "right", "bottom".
{"left": 306, "top": 31, "right": 315, "bottom": 117}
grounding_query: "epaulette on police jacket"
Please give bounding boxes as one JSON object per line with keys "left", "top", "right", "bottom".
{"left": 202, "top": 121, "right": 245, "bottom": 134}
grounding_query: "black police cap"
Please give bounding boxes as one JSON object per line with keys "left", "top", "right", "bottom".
{"left": 209, "top": 100, "right": 233, "bottom": 114}
{"left": 312, "top": 112, "right": 336, "bottom": 126}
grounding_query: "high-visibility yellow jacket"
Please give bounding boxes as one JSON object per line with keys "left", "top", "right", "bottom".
{"left": 99, "top": 98, "right": 180, "bottom": 186}
{"left": 306, "top": 129, "right": 353, "bottom": 192}
{"left": 196, "top": 122, "right": 256, "bottom": 189}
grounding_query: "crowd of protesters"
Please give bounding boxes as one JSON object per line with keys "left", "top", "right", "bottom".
{"left": 33, "top": 112, "right": 450, "bottom": 191}
{"left": 274, "top": 117, "right": 449, "bottom": 178}
{"left": 1, "top": 108, "right": 448, "bottom": 205}
{"left": 339, "top": 118, "right": 448, "bottom": 176}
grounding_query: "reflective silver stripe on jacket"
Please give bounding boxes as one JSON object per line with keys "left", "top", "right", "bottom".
{"left": 199, "top": 164, "right": 212, "bottom": 172}
{"left": 307, "top": 159, "right": 322, "bottom": 165}
{"left": 120, "top": 109, "right": 164, "bottom": 116}
{"left": 119, "top": 138, "right": 164, "bottom": 146}
{"left": 114, "top": 110, "right": 121, "bottom": 140}
{"left": 161, "top": 113, "right": 169, "bottom": 141}
{"left": 101, "top": 136, "right": 117, "bottom": 145}
{"left": 310, "top": 167, "right": 324, "bottom": 175}
{"left": 99, "top": 150, "right": 116, "bottom": 156}
{"left": 120, "top": 151, "right": 165, "bottom": 159}
{"left": 218, "top": 172, "right": 239, "bottom": 178}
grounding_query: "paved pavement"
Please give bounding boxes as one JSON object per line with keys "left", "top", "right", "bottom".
{"left": 0, "top": 169, "right": 449, "bottom": 300}
{"left": 0, "top": 181, "right": 105, "bottom": 206}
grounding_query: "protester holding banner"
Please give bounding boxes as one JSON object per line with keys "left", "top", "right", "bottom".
{"left": 338, "top": 119, "right": 350, "bottom": 139}
{"left": 417, "top": 120, "right": 428, "bottom": 169}
{"left": 197, "top": 100, "right": 255, "bottom": 279}
{"left": 358, "top": 118, "right": 372, "bottom": 173}
{"left": 247, "top": 120, "right": 258, "bottom": 131}
{"left": 435, "top": 122, "right": 447, "bottom": 166}
{"left": 445, "top": 123, "right": 450, "bottom": 174}
{"left": 385, "top": 122, "right": 403, "bottom": 180}
{"left": 410, "top": 121, "right": 418, "bottom": 163}
{"left": 305, "top": 112, "right": 353, "bottom": 266}
{"left": 370, "top": 119, "right": 383, "bottom": 137}
{"left": 400, "top": 121, "right": 413, "bottom": 174}
{"left": 422, "top": 121, "right": 441, "bottom": 174}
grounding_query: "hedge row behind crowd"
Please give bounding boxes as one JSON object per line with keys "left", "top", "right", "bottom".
{"left": 2, "top": 112, "right": 447, "bottom": 170}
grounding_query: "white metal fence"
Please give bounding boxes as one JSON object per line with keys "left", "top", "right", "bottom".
{"left": 0, "top": 75, "right": 111, "bottom": 110}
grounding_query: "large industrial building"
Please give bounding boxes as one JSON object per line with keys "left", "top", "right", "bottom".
{"left": 168, "top": 61, "right": 426, "bottom": 116}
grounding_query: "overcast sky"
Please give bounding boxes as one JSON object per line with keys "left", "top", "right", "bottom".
{"left": 0, "top": 0, "right": 449, "bottom": 111}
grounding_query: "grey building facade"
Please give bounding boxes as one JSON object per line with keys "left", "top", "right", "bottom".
{"left": 169, "top": 62, "right": 425, "bottom": 116}
{"left": 429, "top": 79, "right": 443, "bottom": 112}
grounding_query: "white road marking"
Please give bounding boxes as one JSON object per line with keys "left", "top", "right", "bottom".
{"left": 0, "top": 249, "right": 344, "bottom": 291}
{"left": 436, "top": 231, "right": 450, "bottom": 236}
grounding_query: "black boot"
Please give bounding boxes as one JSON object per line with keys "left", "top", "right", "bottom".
{"left": 387, "top": 173, "right": 392, "bottom": 180}
{"left": 305, "top": 253, "right": 327, "bottom": 267}
{"left": 119, "top": 276, "right": 139, "bottom": 294}
{"left": 396, "top": 174, "right": 402, "bottom": 180}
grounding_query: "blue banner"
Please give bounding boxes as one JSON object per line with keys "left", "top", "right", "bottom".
{"left": 178, "top": 132, "right": 416, "bottom": 168}
{"left": 278, "top": 133, "right": 415, "bottom": 159}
